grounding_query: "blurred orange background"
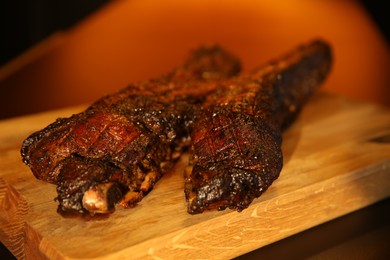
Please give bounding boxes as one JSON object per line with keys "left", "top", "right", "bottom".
{"left": 0, "top": 0, "right": 389, "bottom": 119}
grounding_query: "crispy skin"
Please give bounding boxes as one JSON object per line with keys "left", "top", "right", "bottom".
{"left": 185, "top": 40, "right": 332, "bottom": 214}
{"left": 21, "top": 45, "right": 241, "bottom": 216}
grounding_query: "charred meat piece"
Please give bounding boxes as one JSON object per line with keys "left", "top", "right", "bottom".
{"left": 185, "top": 40, "right": 332, "bottom": 214}
{"left": 21, "top": 45, "right": 241, "bottom": 216}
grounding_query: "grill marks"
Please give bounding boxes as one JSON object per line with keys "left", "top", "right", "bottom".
{"left": 21, "top": 45, "right": 242, "bottom": 217}
{"left": 20, "top": 40, "right": 332, "bottom": 217}
{"left": 185, "top": 40, "right": 332, "bottom": 214}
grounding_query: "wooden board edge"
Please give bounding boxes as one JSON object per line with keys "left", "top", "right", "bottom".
{"left": 100, "top": 160, "right": 390, "bottom": 260}
{"left": 1, "top": 160, "right": 389, "bottom": 259}
{"left": 0, "top": 177, "right": 67, "bottom": 260}
{"left": 0, "top": 177, "right": 30, "bottom": 259}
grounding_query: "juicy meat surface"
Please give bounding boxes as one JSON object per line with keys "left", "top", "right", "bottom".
{"left": 21, "top": 45, "right": 241, "bottom": 216}
{"left": 184, "top": 40, "right": 332, "bottom": 214}
{"left": 20, "top": 39, "right": 332, "bottom": 217}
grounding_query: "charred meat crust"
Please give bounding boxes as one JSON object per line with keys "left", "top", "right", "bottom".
{"left": 20, "top": 45, "right": 242, "bottom": 216}
{"left": 185, "top": 40, "right": 332, "bottom": 214}
{"left": 20, "top": 40, "right": 332, "bottom": 217}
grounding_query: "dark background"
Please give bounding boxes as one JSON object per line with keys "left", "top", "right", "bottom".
{"left": 0, "top": 0, "right": 109, "bottom": 66}
{"left": 0, "top": 0, "right": 388, "bottom": 67}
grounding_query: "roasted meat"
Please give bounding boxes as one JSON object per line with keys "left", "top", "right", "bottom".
{"left": 21, "top": 45, "right": 241, "bottom": 216}
{"left": 184, "top": 40, "right": 332, "bottom": 214}
{"left": 21, "top": 39, "right": 332, "bottom": 217}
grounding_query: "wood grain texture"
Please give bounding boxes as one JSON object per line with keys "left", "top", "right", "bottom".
{"left": 0, "top": 92, "right": 389, "bottom": 259}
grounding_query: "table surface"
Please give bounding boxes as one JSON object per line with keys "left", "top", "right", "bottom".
{"left": 1, "top": 1, "right": 389, "bottom": 258}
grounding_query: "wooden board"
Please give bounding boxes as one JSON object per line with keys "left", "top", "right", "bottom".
{"left": 1, "top": 92, "right": 390, "bottom": 259}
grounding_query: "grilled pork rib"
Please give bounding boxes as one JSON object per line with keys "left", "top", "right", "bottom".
{"left": 21, "top": 45, "right": 241, "bottom": 216}
{"left": 185, "top": 40, "right": 332, "bottom": 214}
